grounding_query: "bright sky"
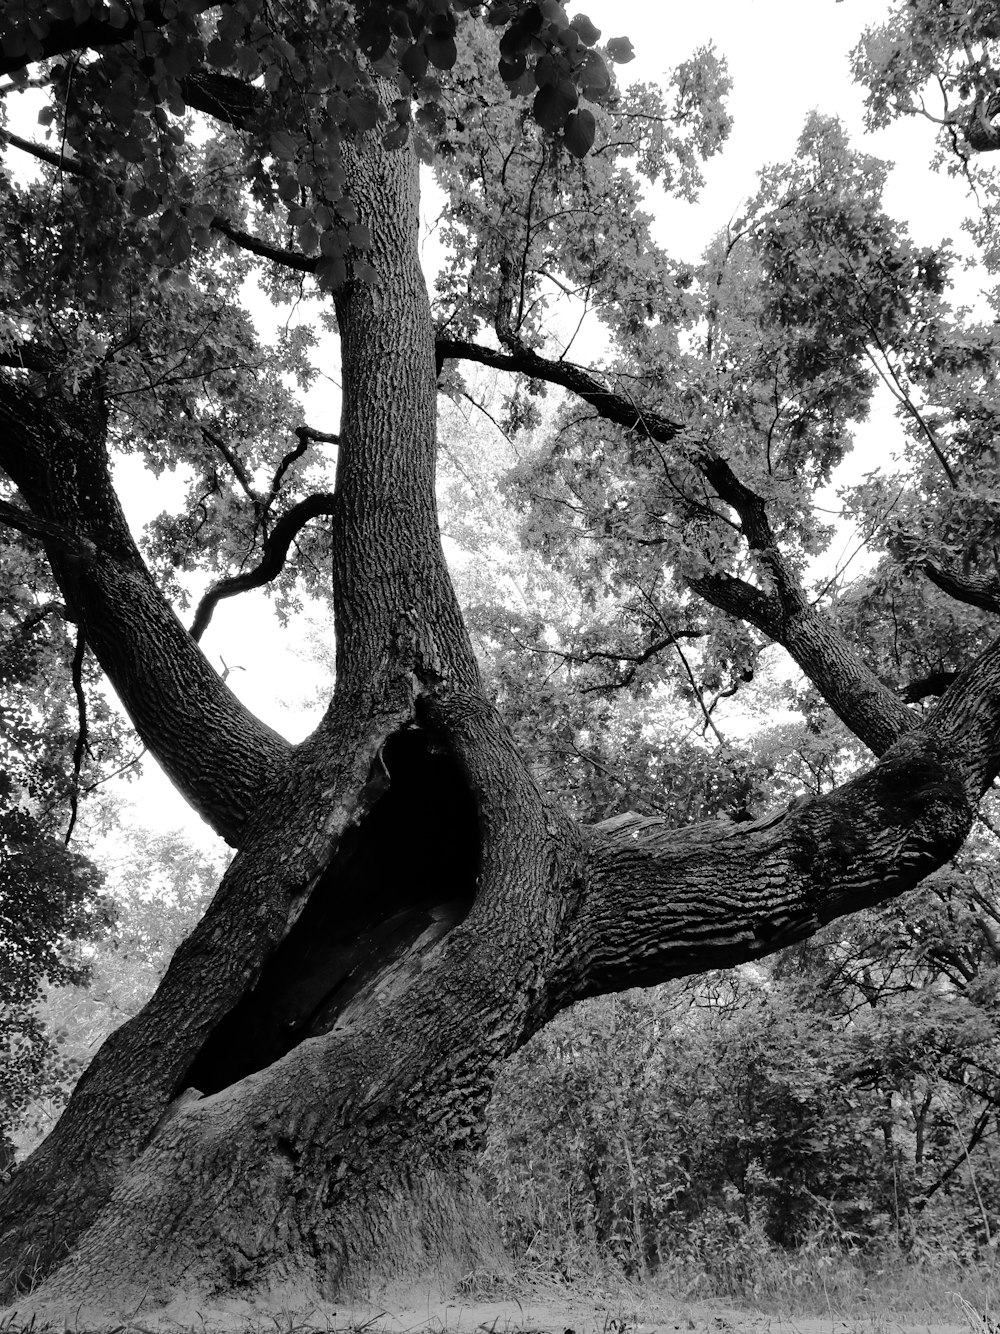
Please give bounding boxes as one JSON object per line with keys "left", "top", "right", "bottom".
{"left": 2, "top": 1, "right": 985, "bottom": 848}
{"left": 582, "top": 1, "right": 968, "bottom": 250}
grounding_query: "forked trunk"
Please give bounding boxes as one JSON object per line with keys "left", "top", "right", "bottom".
{"left": 2, "top": 66, "right": 998, "bottom": 1328}
{"left": 0, "top": 102, "right": 582, "bottom": 1316}
{"left": 16, "top": 694, "right": 579, "bottom": 1315}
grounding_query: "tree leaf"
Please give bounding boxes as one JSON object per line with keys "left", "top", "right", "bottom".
{"left": 425, "top": 32, "right": 458, "bottom": 70}
{"left": 533, "top": 80, "right": 577, "bottom": 131}
{"left": 606, "top": 36, "right": 635, "bottom": 64}
{"left": 347, "top": 95, "right": 383, "bottom": 132}
{"left": 498, "top": 53, "right": 527, "bottom": 83}
{"left": 578, "top": 49, "right": 610, "bottom": 99}
{"left": 268, "top": 129, "right": 299, "bottom": 161}
{"left": 129, "top": 186, "right": 160, "bottom": 217}
{"left": 570, "top": 13, "right": 601, "bottom": 46}
{"left": 563, "top": 108, "right": 596, "bottom": 158}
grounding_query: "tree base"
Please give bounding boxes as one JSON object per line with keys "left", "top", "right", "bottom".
{"left": 1, "top": 1163, "right": 511, "bottom": 1329}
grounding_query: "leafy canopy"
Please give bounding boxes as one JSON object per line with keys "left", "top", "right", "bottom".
{"left": 1, "top": 0, "right": 639, "bottom": 290}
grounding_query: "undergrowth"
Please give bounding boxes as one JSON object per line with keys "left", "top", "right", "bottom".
{"left": 458, "top": 1227, "right": 999, "bottom": 1324}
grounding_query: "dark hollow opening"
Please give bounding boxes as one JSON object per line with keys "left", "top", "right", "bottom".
{"left": 178, "top": 728, "right": 479, "bottom": 1096}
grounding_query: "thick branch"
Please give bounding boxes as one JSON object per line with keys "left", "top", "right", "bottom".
{"left": 924, "top": 560, "right": 1000, "bottom": 615}
{"left": 2, "top": 128, "right": 314, "bottom": 282}
{"left": 436, "top": 337, "right": 684, "bottom": 439}
{"left": 2, "top": 137, "right": 314, "bottom": 287}
{"left": 435, "top": 348, "right": 724, "bottom": 542}
{"left": 180, "top": 67, "right": 267, "bottom": 130}
{"left": 679, "top": 455, "right": 913, "bottom": 751}
{"left": 963, "top": 94, "right": 1000, "bottom": 153}
{"left": 0, "top": 341, "right": 61, "bottom": 374}
{"left": 0, "top": 376, "right": 290, "bottom": 844}
{"left": 689, "top": 569, "right": 913, "bottom": 756}
{"left": 328, "top": 88, "right": 481, "bottom": 697}
{"left": 551, "top": 729, "right": 973, "bottom": 1006}
{"left": 687, "top": 569, "right": 782, "bottom": 637}
{"left": 190, "top": 491, "right": 336, "bottom": 641}
{"left": 923, "top": 633, "right": 1000, "bottom": 802}
{"left": 553, "top": 628, "right": 1000, "bottom": 1008}
{"left": 65, "top": 624, "right": 87, "bottom": 844}
{"left": 0, "top": 497, "right": 94, "bottom": 557}
{"left": 901, "top": 669, "right": 958, "bottom": 703}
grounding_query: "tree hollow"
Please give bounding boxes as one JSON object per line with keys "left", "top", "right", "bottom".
{"left": 178, "top": 729, "right": 480, "bottom": 1095}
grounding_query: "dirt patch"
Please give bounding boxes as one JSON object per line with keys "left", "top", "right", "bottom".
{"left": 1, "top": 1285, "right": 979, "bottom": 1334}
{"left": 250, "top": 1290, "right": 975, "bottom": 1334}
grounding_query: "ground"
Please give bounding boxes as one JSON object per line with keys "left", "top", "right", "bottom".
{"left": 0, "top": 1283, "right": 982, "bottom": 1334}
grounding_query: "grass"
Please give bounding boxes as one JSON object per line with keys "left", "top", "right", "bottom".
{"left": 0, "top": 1238, "right": 995, "bottom": 1334}
{"left": 453, "top": 1232, "right": 999, "bottom": 1328}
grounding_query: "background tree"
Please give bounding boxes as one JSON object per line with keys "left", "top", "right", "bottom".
{"left": 0, "top": 811, "right": 107, "bottom": 1178}
{"left": 0, "top": 0, "right": 999, "bottom": 1322}
{"left": 9, "top": 818, "right": 227, "bottom": 1162}
{"left": 0, "top": 562, "right": 113, "bottom": 1174}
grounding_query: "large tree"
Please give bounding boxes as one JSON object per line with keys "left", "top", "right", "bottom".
{"left": 1, "top": 0, "right": 999, "bottom": 1320}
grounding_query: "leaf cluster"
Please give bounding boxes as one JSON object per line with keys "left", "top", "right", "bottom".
{"left": 1, "top": 0, "right": 634, "bottom": 290}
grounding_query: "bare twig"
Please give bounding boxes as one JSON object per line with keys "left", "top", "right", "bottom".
{"left": 189, "top": 491, "right": 336, "bottom": 640}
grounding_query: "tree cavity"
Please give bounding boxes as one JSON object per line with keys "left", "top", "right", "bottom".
{"left": 177, "top": 729, "right": 479, "bottom": 1096}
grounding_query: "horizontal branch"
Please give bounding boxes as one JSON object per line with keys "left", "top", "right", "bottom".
{"left": 210, "top": 215, "right": 317, "bottom": 273}
{"left": 924, "top": 560, "right": 1000, "bottom": 615}
{"left": 180, "top": 67, "right": 268, "bottom": 130}
{"left": 1, "top": 145, "right": 314, "bottom": 289}
{"left": 901, "top": 669, "right": 958, "bottom": 703}
{"left": 552, "top": 727, "right": 974, "bottom": 1005}
{"left": 190, "top": 492, "right": 336, "bottom": 641}
{"left": 0, "top": 496, "right": 95, "bottom": 555}
{"left": 1, "top": 130, "right": 316, "bottom": 283}
{"left": 0, "top": 341, "right": 61, "bottom": 374}
{"left": 2, "top": 130, "right": 87, "bottom": 175}
{"left": 436, "top": 337, "right": 684, "bottom": 440}
{"left": 558, "top": 628, "right": 705, "bottom": 684}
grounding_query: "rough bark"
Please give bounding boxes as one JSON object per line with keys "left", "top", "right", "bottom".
{"left": 0, "top": 379, "right": 288, "bottom": 843}
{"left": 687, "top": 569, "right": 913, "bottom": 756}
{"left": 0, "top": 702, "right": 413, "bottom": 1293}
{"left": 329, "top": 106, "right": 480, "bottom": 701}
{"left": 4, "top": 675, "right": 988, "bottom": 1323}
{"left": 6, "top": 54, "right": 1000, "bottom": 1334}
{"left": 6, "top": 688, "right": 575, "bottom": 1317}
{"left": 0, "top": 89, "right": 495, "bottom": 1307}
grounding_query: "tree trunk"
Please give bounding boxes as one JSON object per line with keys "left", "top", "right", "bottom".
{"left": 4, "top": 86, "right": 1000, "bottom": 1328}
